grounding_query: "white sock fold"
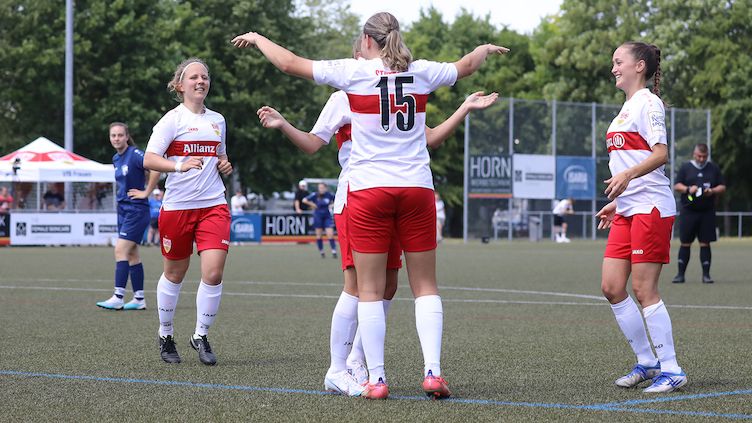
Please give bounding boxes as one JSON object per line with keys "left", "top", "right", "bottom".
{"left": 643, "top": 300, "right": 682, "bottom": 374}
{"left": 358, "top": 301, "right": 386, "bottom": 383}
{"left": 195, "top": 281, "right": 223, "bottom": 336}
{"left": 348, "top": 299, "right": 392, "bottom": 368}
{"left": 415, "top": 295, "right": 443, "bottom": 377}
{"left": 329, "top": 292, "right": 359, "bottom": 373}
{"left": 157, "top": 273, "right": 182, "bottom": 337}
{"left": 610, "top": 296, "right": 657, "bottom": 367}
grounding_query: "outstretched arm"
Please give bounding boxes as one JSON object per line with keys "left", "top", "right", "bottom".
{"left": 257, "top": 106, "right": 327, "bottom": 155}
{"left": 426, "top": 91, "right": 499, "bottom": 148}
{"left": 454, "top": 44, "right": 510, "bottom": 80}
{"left": 232, "top": 32, "right": 313, "bottom": 80}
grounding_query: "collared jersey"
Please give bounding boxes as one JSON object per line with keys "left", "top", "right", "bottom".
{"left": 146, "top": 104, "right": 227, "bottom": 211}
{"left": 312, "top": 58, "right": 457, "bottom": 192}
{"left": 113, "top": 145, "right": 148, "bottom": 206}
{"left": 605, "top": 89, "right": 675, "bottom": 217}
{"left": 310, "top": 90, "right": 352, "bottom": 214}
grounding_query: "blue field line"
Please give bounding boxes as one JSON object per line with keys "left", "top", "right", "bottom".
{"left": 595, "top": 389, "right": 752, "bottom": 408}
{"left": 3, "top": 370, "right": 752, "bottom": 419}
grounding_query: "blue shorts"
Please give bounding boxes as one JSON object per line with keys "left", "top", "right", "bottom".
{"left": 312, "top": 212, "right": 334, "bottom": 229}
{"left": 118, "top": 203, "right": 150, "bottom": 243}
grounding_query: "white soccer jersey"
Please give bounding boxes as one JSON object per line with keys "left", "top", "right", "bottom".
{"left": 552, "top": 199, "right": 572, "bottom": 215}
{"left": 605, "top": 88, "right": 675, "bottom": 217}
{"left": 310, "top": 90, "right": 352, "bottom": 214}
{"left": 312, "top": 58, "right": 457, "bottom": 191}
{"left": 146, "top": 104, "right": 228, "bottom": 211}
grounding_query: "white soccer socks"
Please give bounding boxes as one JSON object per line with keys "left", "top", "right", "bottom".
{"left": 610, "top": 296, "right": 658, "bottom": 367}
{"left": 358, "top": 301, "right": 386, "bottom": 383}
{"left": 348, "top": 299, "right": 392, "bottom": 368}
{"left": 415, "top": 295, "right": 443, "bottom": 377}
{"left": 643, "top": 300, "right": 682, "bottom": 374}
{"left": 157, "top": 274, "right": 182, "bottom": 337}
{"left": 329, "top": 292, "right": 359, "bottom": 373}
{"left": 195, "top": 281, "right": 223, "bottom": 337}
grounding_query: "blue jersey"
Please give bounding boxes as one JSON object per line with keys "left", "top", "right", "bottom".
{"left": 113, "top": 146, "right": 148, "bottom": 205}
{"left": 149, "top": 198, "right": 162, "bottom": 219}
{"left": 306, "top": 191, "right": 335, "bottom": 215}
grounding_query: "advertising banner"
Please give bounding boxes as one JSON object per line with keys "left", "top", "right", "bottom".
{"left": 556, "top": 156, "right": 595, "bottom": 199}
{"left": 261, "top": 212, "right": 318, "bottom": 243}
{"left": 512, "top": 154, "right": 555, "bottom": 199}
{"left": 10, "top": 213, "right": 117, "bottom": 245}
{"left": 468, "top": 154, "right": 513, "bottom": 198}
{"left": 230, "top": 213, "right": 262, "bottom": 243}
{"left": 0, "top": 213, "right": 9, "bottom": 245}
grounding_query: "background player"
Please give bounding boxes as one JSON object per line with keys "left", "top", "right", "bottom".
{"left": 303, "top": 182, "right": 338, "bottom": 258}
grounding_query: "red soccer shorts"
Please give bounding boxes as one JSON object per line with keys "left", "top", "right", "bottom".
{"left": 347, "top": 187, "right": 436, "bottom": 254}
{"left": 158, "top": 204, "right": 231, "bottom": 260}
{"left": 335, "top": 207, "right": 402, "bottom": 270}
{"left": 604, "top": 207, "right": 674, "bottom": 264}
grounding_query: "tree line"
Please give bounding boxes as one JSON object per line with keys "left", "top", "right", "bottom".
{"left": 1, "top": 0, "right": 749, "bottom": 234}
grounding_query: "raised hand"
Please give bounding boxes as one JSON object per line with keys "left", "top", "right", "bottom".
{"left": 257, "top": 106, "right": 287, "bottom": 129}
{"left": 463, "top": 91, "right": 499, "bottom": 111}
{"left": 231, "top": 32, "right": 260, "bottom": 48}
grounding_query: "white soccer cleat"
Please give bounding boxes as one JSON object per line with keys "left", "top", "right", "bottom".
{"left": 615, "top": 363, "right": 661, "bottom": 388}
{"left": 643, "top": 371, "right": 688, "bottom": 393}
{"left": 96, "top": 295, "right": 124, "bottom": 310}
{"left": 123, "top": 298, "right": 146, "bottom": 310}
{"left": 347, "top": 361, "right": 369, "bottom": 385}
{"left": 324, "top": 369, "right": 366, "bottom": 397}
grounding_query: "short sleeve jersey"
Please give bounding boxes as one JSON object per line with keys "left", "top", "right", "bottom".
{"left": 310, "top": 90, "right": 352, "bottom": 214}
{"left": 113, "top": 146, "right": 148, "bottom": 206}
{"left": 305, "top": 191, "right": 335, "bottom": 215}
{"left": 676, "top": 160, "right": 724, "bottom": 212}
{"left": 552, "top": 199, "right": 573, "bottom": 216}
{"left": 605, "top": 89, "right": 675, "bottom": 217}
{"left": 146, "top": 104, "right": 227, "bottom": 211}
{"left": 312, "top": 58, "right": 457, "bottom": 192}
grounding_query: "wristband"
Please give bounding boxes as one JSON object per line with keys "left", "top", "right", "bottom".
{"left": 174, "top": 161, "right": 183, "bottom": 173}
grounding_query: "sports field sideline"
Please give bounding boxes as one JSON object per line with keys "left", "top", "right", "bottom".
{"left": 1, "top": 239, "right": 751, "bottom": 421}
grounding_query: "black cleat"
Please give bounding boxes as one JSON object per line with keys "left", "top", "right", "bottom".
{"left": 332, "top": 252, "right": 338, "bottom": 259}
{"left": 320, "top": 252, "right": 326, "bottom": 259}
{"left": 189, "top": 334, "right": 217, "bottom": 366}
{"left": 158, "top": 335, "right": 181, "bottom": 363}
{"left": 702, "top": 275, "right": 714, "bottom": 284}
{"left": 671, "top": 274, "right": 685, "bottom": 283}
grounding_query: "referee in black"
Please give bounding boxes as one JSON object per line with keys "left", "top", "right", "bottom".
{"left": 672, "top": 143, "right": 725, "bottom": 284}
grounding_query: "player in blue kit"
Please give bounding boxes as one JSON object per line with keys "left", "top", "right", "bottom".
{"left": 97, "top": 122, "right": 160, "bottom": 310}
{"left": 304, "top": 182, "right": 337, "bottom": 258}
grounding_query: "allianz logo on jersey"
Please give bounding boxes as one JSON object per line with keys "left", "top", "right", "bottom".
{"left": 606, "top": 133, "right": 626, "bottom": 149}
{"left": 182, "top": 144, "right": 216, "bottom": 154}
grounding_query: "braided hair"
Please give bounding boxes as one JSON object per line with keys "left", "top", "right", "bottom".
{"left": 622, "top": 42, "right": 662, "bottom": 98}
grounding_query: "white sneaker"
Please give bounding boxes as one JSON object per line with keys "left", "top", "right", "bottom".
{"left": 123, "top": 298, "right": 146, "bottom": 310}
{"left": 347, "top": 361, "right": 369, "bottom": 385}
{"left": 96, "top": 295, "right": 124, "bottom": 310}
{"left": 562, "top": 236, "right": 571, "bottom": 243}
{"left": 615, "top": 363, "right": 661, "bottom": 388}
{"left": 555, "top": 234, "right": 564, "bottom": 243}
{"left": 324, "top": 369, "right": 366, "bottom": 396}
{"left": 643, "top": 371, "right": 688, "bottom": 393}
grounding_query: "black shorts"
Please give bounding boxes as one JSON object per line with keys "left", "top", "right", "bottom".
{"left": 554, "top": 215, "right": 565, "bottom": 226}
{"left": 150, "top": 217, "right": 159, "bottom": 230}
{"left": 679, "top": 209, "right": 717, "bottom": 243}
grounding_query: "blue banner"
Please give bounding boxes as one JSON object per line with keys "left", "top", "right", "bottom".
{"left": 230, "top": 213, "right": 262, "bottom": 242}
{"left": 556, "top": 156, "right": 595, "bottom": 199}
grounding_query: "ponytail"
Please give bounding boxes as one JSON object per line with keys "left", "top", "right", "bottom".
{"left": 652, "top": 45, "right": 662, "bottom": 98}
{"left": 363, "top": 12, "right": 412, "bottom": 72}
{"left": 622, "top": 41, "right": 662, "bottom": 98}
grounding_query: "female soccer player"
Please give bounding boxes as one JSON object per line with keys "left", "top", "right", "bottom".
{"left": 96, "top": 122, "right": 159, "bottom": 311}
{"left": 258, "top": 73, "right": 497, "bottom": 396}
{"left": 596, "top": 41, "right": 686, "bottom": 393}
{"left": 143, "top": 58, "right": 234, "bottom": 366}
{"left": 234, "top": 12, "right": 507, "bottom": 399}
{"left": 303, "top": 182, "right": 338, "bottom": 259}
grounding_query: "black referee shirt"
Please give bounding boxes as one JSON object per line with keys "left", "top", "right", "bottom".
{"left": 675, "top": 160, "right": 725, "bottom": 212}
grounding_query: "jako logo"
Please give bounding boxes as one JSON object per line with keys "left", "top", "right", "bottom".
{"left": 632, "top": 249, "right": 644, "bottom": 255}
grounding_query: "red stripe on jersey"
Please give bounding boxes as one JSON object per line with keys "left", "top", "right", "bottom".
{"left": 346, "top": 93, "right": 428, "bottom": 115}
{"left": 335, "top": 124, "right": 351, "bottom": 149}
{"left": 166, "top": 140, "right": 220, "bottom": 157}
{"left": 606, "top": 132, "right": 651, "bottom": 153}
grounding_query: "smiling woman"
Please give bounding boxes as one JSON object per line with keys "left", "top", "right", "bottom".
{"left": 142, "top": 57, "right": 234, "bottom": 367}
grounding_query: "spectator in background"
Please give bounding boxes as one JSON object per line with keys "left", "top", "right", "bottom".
{"left": 552, "top": 198, "right": 574, "bottom": 243}
{"left": 0, "top": 186, "right": 13, "bottom": 213}
{"left": 672, "top": 143, "right": 726, "bottom": 284}
{"left": 435, "top": 192, "right": 445, "bottom": 243}
{"left": 293, "top": 180, "right": 310, "bottom": 214}
{"left": 148, "top": 189, "right": 163, "bottom": 246}
{"left": 230, "top": 188, "right": 248, "bottom": 216}
{"left": 43, "top": 183, "right": 65, "bottom": 211}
